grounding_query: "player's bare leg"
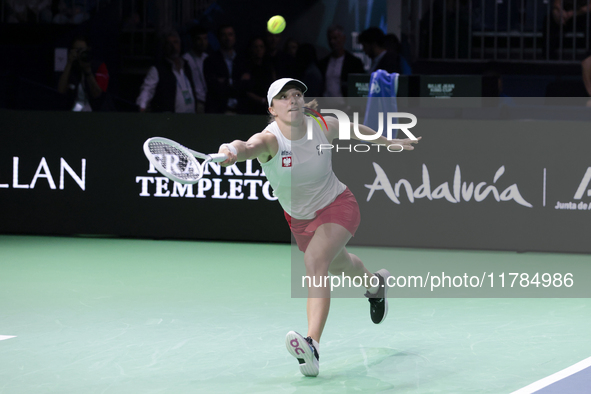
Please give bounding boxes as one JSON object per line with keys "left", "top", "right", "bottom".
{"left": 285, "top": 223, "right": 350, "bottom": 377}
{"left": 329, "top": 246, "right": 390, "bottom": 324}
{"left": 304, "top": 223, "right": 352, "bottom": 342}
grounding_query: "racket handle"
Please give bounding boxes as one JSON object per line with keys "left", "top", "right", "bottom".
{"left": 209, "top": 153, "right": 228, "bottom": 162}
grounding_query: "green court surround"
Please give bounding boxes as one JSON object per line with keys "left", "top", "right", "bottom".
{"left": 1, "top": 235, "right": 590, "bottom": 393}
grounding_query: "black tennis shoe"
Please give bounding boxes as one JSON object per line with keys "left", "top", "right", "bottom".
{"left": 364, "top": 269, "right": 390, "bottom": 324}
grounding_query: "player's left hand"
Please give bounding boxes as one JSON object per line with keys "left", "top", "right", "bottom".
{"left": 388, "top": 136, "right": 422, "bottom": 151}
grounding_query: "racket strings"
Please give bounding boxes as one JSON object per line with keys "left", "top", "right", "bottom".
{"left": 148, "top": 141, "right": 202, "bottom": 181}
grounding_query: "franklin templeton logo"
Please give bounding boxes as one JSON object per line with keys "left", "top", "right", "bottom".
{"left": 136, "top": 160, "right": 277, "bottom": 200}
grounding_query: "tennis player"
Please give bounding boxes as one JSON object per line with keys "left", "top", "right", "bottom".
{"left": 218, "top": 78, "right": 420, "bottom": 377}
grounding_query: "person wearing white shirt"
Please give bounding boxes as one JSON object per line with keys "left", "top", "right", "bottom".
{"left": 182, "top": 25, "right": 209, "bottom": 114}
{"left": 137, "top": 30, "right": 196, "bottom": 113}
{"left": 318, "top": 25, "right": 365, "bottom": 101}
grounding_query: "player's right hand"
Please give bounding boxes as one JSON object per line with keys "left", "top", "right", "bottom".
{"left": 219, "top": 146, "right": 237, "bottom": 167}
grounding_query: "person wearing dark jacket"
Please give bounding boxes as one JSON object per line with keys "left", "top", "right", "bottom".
{"left": 137, "top": 30, "right": 197, "bottom": 113}
{"left": 358, "top": 27, "right": 401, "bottom": 74}
{"left": 318, "top": 25, "right": 365, "bottom": 98}
{"left": 238, "top": 37, "right": 276, "bottom": 114}
{"left": 203, "top": 25, "right": 245, "bottom": 114}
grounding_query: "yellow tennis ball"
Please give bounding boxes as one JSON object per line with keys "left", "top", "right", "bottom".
{"left": 267, "top": 15, "right": 286, "bottom": 34}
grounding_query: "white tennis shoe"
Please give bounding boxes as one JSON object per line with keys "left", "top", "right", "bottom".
{"left": 285, "top": 331, "right": 319, "bottom": 377}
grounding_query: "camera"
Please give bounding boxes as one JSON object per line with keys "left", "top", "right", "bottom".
{"left": 76, "top": 48, "right": 92, "bottom": 63}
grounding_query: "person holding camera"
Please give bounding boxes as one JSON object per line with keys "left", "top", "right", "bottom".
{"left": 57, "top": 36, "right": 109, "bottom": 111}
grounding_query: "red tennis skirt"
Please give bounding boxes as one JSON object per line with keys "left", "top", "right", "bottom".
{"left": 284, "top": 188, "right": 361, "bottom": 252}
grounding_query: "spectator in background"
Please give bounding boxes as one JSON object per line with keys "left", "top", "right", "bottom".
{"left": 265, "top": 31, "right": 292, "bottom": 78}
{"left": 239, "top": 37, "right": 276, "bottom": 114}
{"left": 284, "top": 38, "right": 299, "bottom": 61}
{"left": 183, "top": 25, "right": 209, "bottom": 113}
{"left": 583, "top": 52, "right": 591, "bottom": 107}
{"left": 7, "top": 0, "right": 52, "bottom": 23}
{"left": 318, "top": 25, "right": 365, "bottom": 99}
{"left": 284, "top": 37, "right": 299, "bottom": 77}
{"left": 546, "top": 0, "right": 590, "bottom": 59}
{"left": 57, "top": 36, "right": 109, "bottom": 111}
{"left": 294, "top": 43, "right": 323, "bottom": 97}
{"left": 136, "top": 30, "right": 197, "bottom": 113}
{"left": 52, "top": 0, "right": 89, "bottom": 24}
{"left": 203, "top": 25, "right": 244, "bottom": 114}
{"left": 358, "top": 27, "right": 401, "bottom": 74}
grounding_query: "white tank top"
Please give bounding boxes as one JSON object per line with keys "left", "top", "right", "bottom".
{"left": 260, "top": 119, "right": 346, "bottom": 220}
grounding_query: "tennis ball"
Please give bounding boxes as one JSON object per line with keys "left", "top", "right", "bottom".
{"left": 267, "top": 15, "right": 286, "bottom": 34}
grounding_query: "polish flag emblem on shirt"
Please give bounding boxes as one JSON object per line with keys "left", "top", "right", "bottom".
{"left": 282, "top": 156, "right": 292, "bottom": 167}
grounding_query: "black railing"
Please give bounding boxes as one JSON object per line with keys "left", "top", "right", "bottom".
{"left": 407, "top": 0, "right": 590, "bottom": 63}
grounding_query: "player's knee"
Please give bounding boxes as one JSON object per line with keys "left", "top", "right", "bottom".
{"left": 304, "top": 253, "right": 331, "bottom": 276}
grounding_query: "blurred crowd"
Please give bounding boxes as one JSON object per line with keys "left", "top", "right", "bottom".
{"left": 57, "top": 24, "right": 411, "bottom": 114}
{"left": 6, "top": 0, "right": 591, "bottom": 112}
{"left": 5, "top": 0, "right": 95, "bottom": 24}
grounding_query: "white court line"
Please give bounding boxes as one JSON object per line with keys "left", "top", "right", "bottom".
{"left": 0, "top": 335, "right": 16, "bottom": 341}
{"left": 510, "top": 356, "right": 591, "bottom": 394}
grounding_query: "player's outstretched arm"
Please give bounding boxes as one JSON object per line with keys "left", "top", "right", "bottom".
{"left": 218, "top": 132, "right": 274, "bottom": 166}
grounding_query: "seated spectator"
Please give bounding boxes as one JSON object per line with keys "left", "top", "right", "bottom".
{"left": 239, "top": 37, "right": 276, "bottom": 114}
{"left": 137, "top": 30, "right": 197, "bottom": 113}
{"left": 203, "top": 25, "right": 245, "bottom": 114}
{"left": 183, "top": 25, "right": 209, "bottom": 113}
{"left": 318, "top": 25, "right": 365, "bottom": 99}
{"left": 358, "top": 27, "right": 401, "bottom": 74}
{"left": 57, "top": 36, "right": 109, "bottom": 111}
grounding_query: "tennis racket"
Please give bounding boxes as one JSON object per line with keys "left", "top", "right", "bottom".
{"left": 143, "top": 137, "right": 227, "bottom": 184}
